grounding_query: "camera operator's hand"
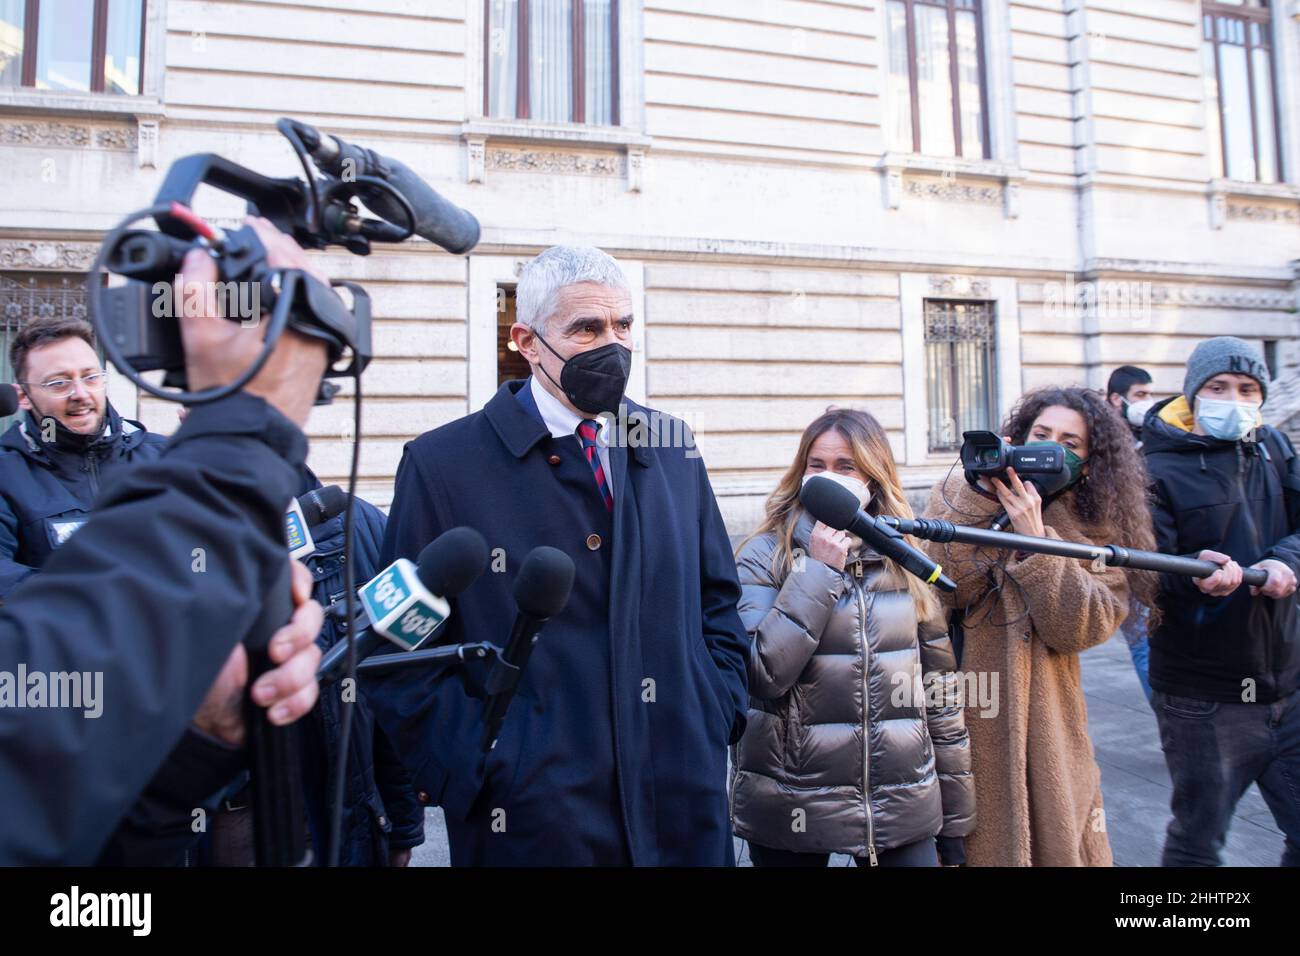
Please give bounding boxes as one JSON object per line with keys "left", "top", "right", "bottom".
{"left": 989, "top": 467, "right": 1045, "bottom": 538}
{"left": 1249, "top": 558, "right": 1297, "bottom": 600}
{"left": 808, "top": 521, "right": 851, "bottom": 572}
{"left": 1194, "top": 550, "right": 1243, "bottom": 597}
{"left": 192, "top": 560, "right": 324, "bottom": 747}
{"left": 176, "top": 216, "right": 330, "bottom": 427}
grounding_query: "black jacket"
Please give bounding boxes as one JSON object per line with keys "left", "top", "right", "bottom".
{"left": 296, "top": 476, "right": 425, "bottom": 865}
{"left": 366, "top": 380, "right": 748, "bottom": 866}
{"left": 0, "top": 393, "right": 306, "bottom": 864}
{"left": 0, "top": 403, "right": 168, "bottom": 599}
{"left": 1141, "top": 396, "right": 1300, "bottom": 703}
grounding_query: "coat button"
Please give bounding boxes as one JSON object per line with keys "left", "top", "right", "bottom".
{"left": 586, "top": 533, "right": 602, "bottom": 550}
{"left": 378, "top": 815, "right": 387, "bottom": 827}
{"left": 548, "top": 455, "right": 561, "bottom": 465}
{"left": 417, "top": 791, "right": 429, "bottom": 804}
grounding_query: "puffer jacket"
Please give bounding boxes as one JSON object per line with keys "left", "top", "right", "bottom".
{"left": 0, "top": 404, "right": 167, "bottom": 599}
{"left": 730, "top": 511, "right": 976, "bottom": 860}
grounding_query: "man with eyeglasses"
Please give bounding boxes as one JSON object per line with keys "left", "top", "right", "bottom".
{"left": 0, "top": 315, "right": 167, "bottom": 599}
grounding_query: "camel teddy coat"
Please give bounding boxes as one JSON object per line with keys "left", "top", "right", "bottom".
{"left": 921, "top": 475, "right": 1129, "bottom": 866}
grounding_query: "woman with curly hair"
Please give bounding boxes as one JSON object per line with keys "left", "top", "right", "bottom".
{"left": 920, "top": 386, "right": 1158, "bottom": 866}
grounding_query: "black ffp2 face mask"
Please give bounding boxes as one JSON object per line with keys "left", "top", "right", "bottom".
{"left": 534, "top": 332, "right": 632, "bottom": 416}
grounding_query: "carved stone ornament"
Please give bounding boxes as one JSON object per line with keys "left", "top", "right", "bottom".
{"left": 1226, "top": 203, "right": 1300, "bottom": 225}
{"left": 904, "top": 176, "right": 1003, "bottom": 205}
{"left": 627, "top": 147, "right": 644, "bottom": 193}
{"left": 1146, "top": 285, "right": 1295, "bottom": 310}
{"left": 0, "top": 120, "right": 137, "bottom": 150}
{"left": 466, "top": 136, "right": 487, "bottom": 184}
{"left": 928, "top": 274, "right": 992, "bottom": 298}
{"left": 486, "top": 147, "right": 625, "bottom": 177}
{"left": 0, "top": 240, "right": 99, "bottom": 271}
{"left": 136, "top": 119, "right": 159, "bottom": 169}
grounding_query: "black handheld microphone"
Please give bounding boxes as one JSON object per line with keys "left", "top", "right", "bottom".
{"left": 299, "top": 484, "right": 349, "bottom": 529}
{"left": 0, "top": 384, "right": 17, "bottom": 418}
{"left": 316, "top": 526, "right": 490, "bottom": 686}
{"left": 286, "top": 484, "right": 349, "bottom": 560}
{"left": 480, "top": 546, "right": 576, "bottom": 752}
{"left": 800, "top": 474, "right": 957, "bottom": 594}
{"left": 289, "top": 120, "right": 481, "bottom": 255}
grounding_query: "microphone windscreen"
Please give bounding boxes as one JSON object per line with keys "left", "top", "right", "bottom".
{"left": 300, "top": 485, "right": 349, "bottom": 527}
{"left": 513, "top": 546, "right": 575, "bottom": 619}
{"left": 0, "top": 384, "right": 18, "bottom": 418}
{"left": 416, "top": 526, "right": 489, "bottom": 597}
{"left": 799, "top": 474, "right": 861, "bottom": 531}
{"left": 379, "top": 159, "right": 481, "bottom": 255}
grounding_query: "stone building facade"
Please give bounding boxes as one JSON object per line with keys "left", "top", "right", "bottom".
{"left": 1, "top": 0, "right": 1297, "bottom": 529}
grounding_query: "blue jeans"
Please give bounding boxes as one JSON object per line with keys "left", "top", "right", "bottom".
{"left": 1154, "top": 688, "right": 1300, "bottom": 867}
{"left": 1127, "top": 636, "right": 1154, "bottom": 704}
{"left": 1121, "top": 603, "right": 1153, "bottom": 705}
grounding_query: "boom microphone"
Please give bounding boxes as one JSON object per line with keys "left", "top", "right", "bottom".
{"left": 880, "top": 514, "right": 1271, "bottom": 587}
{"left": 316, "top": 526, "right": 490, "bottom": 686}
{"left": 288, "top": 120, "right": 481, "bottom": 255}
{"left": 0, "top": 384, "right": 17, "bottom": 418}
{"left": 800, "top": 474, "right": 957, "bottom": 593}
{"left": 480, "top": 546, "right": 576, "bottom": 752}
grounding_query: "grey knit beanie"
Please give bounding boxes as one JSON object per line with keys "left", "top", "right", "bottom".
{"left": 1183, "top": 336, "right": 1269, "bottom": 404}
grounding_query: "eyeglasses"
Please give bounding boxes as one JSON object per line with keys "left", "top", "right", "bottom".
{"left": 20, "top": 371, "right": 109, "bottom": 398}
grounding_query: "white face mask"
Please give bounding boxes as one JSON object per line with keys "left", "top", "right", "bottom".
{"left": 1125, "top": 398, "right": 1155, "bottom": 427}
{"left": 802, "top": 471, "right": 871, "bottom": 509}
{"left": 1195, "top": 397, "right": 1262, "bottom": 442}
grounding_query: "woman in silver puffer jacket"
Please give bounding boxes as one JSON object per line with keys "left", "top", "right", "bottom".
{"left": 731, "top": 408, "right": 976, "bottom": 866}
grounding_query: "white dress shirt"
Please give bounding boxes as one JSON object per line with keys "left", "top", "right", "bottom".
{"left": 529, "top": 375, "right": 614, "bottom": 503}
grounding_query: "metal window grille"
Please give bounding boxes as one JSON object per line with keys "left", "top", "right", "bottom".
{"left": 924, "top": 298, "right": 997, "bottom": 452}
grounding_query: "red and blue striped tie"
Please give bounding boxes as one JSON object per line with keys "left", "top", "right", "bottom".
{"left": 576, "top": 419, "right": 613, "bottom": 512}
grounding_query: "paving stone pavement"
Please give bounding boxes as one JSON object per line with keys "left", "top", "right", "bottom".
{"left": 412, "top": 633, "right": 1286, "bottom": 867}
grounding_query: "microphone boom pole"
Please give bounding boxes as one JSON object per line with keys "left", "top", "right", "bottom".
{"left": 880, "top": 515, "right": 1270, "bottom": 586}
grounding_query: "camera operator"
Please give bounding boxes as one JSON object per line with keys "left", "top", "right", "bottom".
{"left": 96, "top": 559, "right": 324, "bottom": 865}
{"left": 1141, "top": 336, "right": 1300, "bottom": 867}
{"left": 920, "top": 386, "right": 1159, "bottom": 866}
{"left": 0, "top": 217, "right": 331, "bottom": 865}
{"left": 0, "top": 317, "right": 168, "bottom": 599}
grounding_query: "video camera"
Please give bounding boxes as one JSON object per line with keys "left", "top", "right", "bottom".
{"left": 80, "top": 119, "right": 480, "bottom": 867}
{"left": 87, "top": 117, "right": 479, "bottom": 405}
{"left": 960, "top": 430, "right": 1071, "bottom": 497}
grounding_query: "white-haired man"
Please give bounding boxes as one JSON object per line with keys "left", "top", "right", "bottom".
{"left": 367, "top": 245, "right": 750, "bottom": 865}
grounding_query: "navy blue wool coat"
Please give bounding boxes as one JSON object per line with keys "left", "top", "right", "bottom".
{"left": 365, "top": 379, "right": 749, "bottom": 866}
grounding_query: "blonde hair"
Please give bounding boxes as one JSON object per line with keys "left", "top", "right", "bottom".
{"left": 738, "top": 408, "right": 941, "bottom": 622}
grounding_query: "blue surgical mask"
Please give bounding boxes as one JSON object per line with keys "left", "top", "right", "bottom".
{"left": 1195, "top": 397, "right": 1261, "bottom": 442}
